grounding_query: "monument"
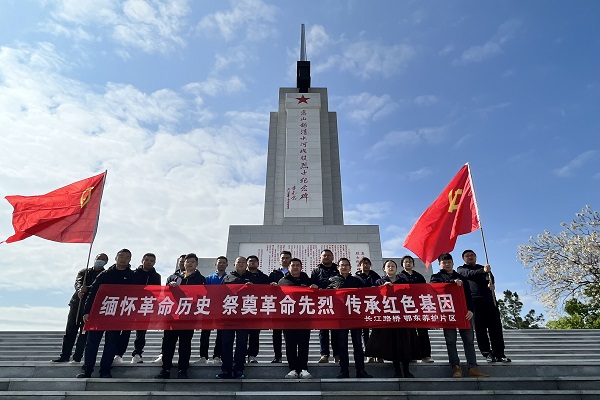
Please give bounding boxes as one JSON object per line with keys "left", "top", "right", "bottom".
{"left": 225, "top": 25, "right": 383, "bottom": 272}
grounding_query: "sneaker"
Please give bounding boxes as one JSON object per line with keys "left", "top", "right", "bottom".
{"left": 51, "top": 357, "right": 69, "bottom": 363}
{"left": 356, "top": 369, "right": 373, "bottom": 378}
{"left": 131, "top": 354, "right": 143, "bottom": 364}
{"left": 233, "top": 371, "right": 245, "bottom": 379}
{"left": 155, "top": 369, "right": 170, "bottom": 379}
{"left": 194, "top": 357, "right": 209, "bottom": 364}
{"left": 70, "top": 359, "right": 81, "bottom": 364}
{"left": 112, "top": 355, "right": 124, "bottom": 365}
{"left": 376, "top": 358, "right": 384, "bottom": 363}
{"left": 212, "top": 357, "right": 222, "bottom": 365}
{"left": 498, "top": 356, "right": 511, "bottom": 363}
{"left": 421, "top": 357, "right": 434, "bottom": 363}
{"left": 367, "top": 357, "right": 377, "bottom": 363}
{"left": 334, "top": 356, "right": 340, "bottom": 364}
{"left": 318, "top": 355, "right": 329, "bottom": 363}
{"left": 452, "top": 365, "right": 462, "bottom": 378}
{"left": 299, "top": 370, "right": 312, "bottom": 379}
{"left": 216, "top": 371, "right": 233, "bottom": 379}
{"left": 285, "top": 370, "right": 299, "bottom": 379}
{"left": 177, "top": 370, "right": 188, "bottom": 379}
{"left": 271, "top": 357, "right": 282, "bottom": 363}
{"left": 152, "top": 354, "right": 163, "bottom": 363}
{"left": 468, "top": 367, "right": 489, "bottom": 378}
{"left": 247, "top": 356, "right": 258, "bottom": 364}
{"left": 76, "top": 372, "right": 91, "bottom": 378}
{"left": 485, "top": 354, "right": 496, "bottom": 363}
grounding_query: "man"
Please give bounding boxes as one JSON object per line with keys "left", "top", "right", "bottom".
{"left": 76, "top": 249, "right": 136, "bottom": 378}
{"left": 430, "top": 253, "right": 488, "bottom": 378}
{"left": 310, "top": 249, "right": 340, "bottom": 363}
{"left": 268, "top": 250, "right": 292, "bottom": 363}
{"left": 328, "top": 258, "right": 372, "bottom": 379}
{"left": 355, "top": 256, "right": 381, "bottom": 362}
{"left": 400, "top": 255, "right": 433, "bottom": 363}
{"left": 198, "top": 256, "right": 228, "bottom": 364}
{"left": 155, "top": 253, "right": 206, "bottom": 379}
{"left": 245, "top": 255, "right": 271, "bottom": 363}
{"left": 117, "top": 253, "right": 160, "bottom": 364}
{"left": 457, "top": 249, "right": 511, "bottom": 363}
{"left": 52, "top": 253, "right": 108, "bottom": 363}
{"left": 279, "top": 258, "right": 317, "bottom": 379}
{"left": 217, "top": 256, "right": 251, "bottom": 379}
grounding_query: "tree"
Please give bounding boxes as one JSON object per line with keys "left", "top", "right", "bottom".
{"left": 546, "top": 297, "right": 600, "bottom": 329}
{"left": 497, "top": 290, "right": 544, "bottom": 329}
{"left": 517, "top": 206, "right": 600, "bottom": 312}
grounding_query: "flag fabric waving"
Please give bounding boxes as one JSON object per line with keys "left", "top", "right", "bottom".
{"left": 2, "top": 171, "right": 106, "bottom": 244}
{"left": 403, "top": 164, "right": 480, "bottom": 267}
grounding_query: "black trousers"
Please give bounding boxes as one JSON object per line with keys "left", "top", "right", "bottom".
{"left": 82, "top": 330, "right": 120, "bottom": 375}
{"left": 272, "top": 329, "right": 283, "bottom": 358}
{"left": 319, "top": 329, "right": 339, "bottom": 357}
{"left": 59, "top": 302, "right": 87, "bottom": 361}
{"left": 247, "top": 329, "right": 260, "bottom": 357}
{"left": 361, "top": 328, "right": 370, "bottom": 350}
{"left": 161, "top": 330, "right": 194, "bottom": 372}
{"left": 284, "top": 329, "right": 310, "bottom": 373}
{"left": 337, "top": 329, "right": 365, "bottom": 373}
{"left": 221, "top": 329, "right": 247, "bottom": 374}
{"left": 416, "top": 328, "right": 431, "bottom": 358}
{"left": 199, "top": 329, "right": 222, "bottom": 359}
{"left": 473, "top": 299, "right": 506, "bottom": 357}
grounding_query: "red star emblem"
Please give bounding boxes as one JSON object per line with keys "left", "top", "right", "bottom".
{"left": 296, "top": 95, "right": 310, "bottom": 104}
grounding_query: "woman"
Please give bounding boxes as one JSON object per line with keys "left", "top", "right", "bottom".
{"left": 365, "top": 260, "right": 420, "bottom": 378}
{"left": 400, "top": 255, "right": 434, "bottom": 363}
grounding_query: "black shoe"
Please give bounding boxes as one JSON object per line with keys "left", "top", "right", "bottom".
{"left": 51, "top": 357, "right": 69, "bottom": 363}
{"left": 76, "top": 372, "right": 91, "bottom": 378}
{"left": 155, "top": 369, "right": 170, "bottom": 379}
{"left": 498, "top": 356, "right": 511, "bottom": 363}
{"left": 486, "top": 354, "right": 497, "bottom": 363}
{"left": 356, "top": 370, "right": 373, "bottom": 378}
{"left": 271, "top": 357, "right": 282, "bottom": 363}
{"left": 177, "top": 370, "right": 188, "bottom": 379}
{"left": 233, "top": 371, "right": 245, "bottom": 379}
{"left": 337, "top": 370, "right": 350, "bottom": 379}
{"left": 99, "top": 372, "right": 112, "bottom": 378}
{"left": 216, "top": 371, "right": 233, "bottom": 379}
{"left": 403, "top": 371, "right": 415, "bottom": 378}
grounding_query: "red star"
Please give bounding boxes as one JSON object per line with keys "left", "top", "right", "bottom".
{"left": 296, "top": 95, "right": 310, "bottom": 104}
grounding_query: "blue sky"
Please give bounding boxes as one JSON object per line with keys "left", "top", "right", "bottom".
{"left": 0, "top": 0, "right": 598, "bottom": 329}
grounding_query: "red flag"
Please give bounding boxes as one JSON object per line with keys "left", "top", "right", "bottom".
{"left": 403, "top": 164, "right": 480, "bottom": 267}
{"left": 3, "top": 172, "right": 106, "bottom": 244}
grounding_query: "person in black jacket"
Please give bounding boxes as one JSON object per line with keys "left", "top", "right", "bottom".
{"left": 400, "top": 255, "right": 433, "bottom": 363}
{"left": 430, "top": 253, "right": 488, "bottom": 378}
{"left": 245, "top": 255, "right": 271, "bottom": 363}
{"left": 328, "top": 258, "right": 372, "bottom": 379}
{"left": 155, "top": 253, "right": 206, "bottom": 379}
{"left": 217, "top": 256, "right": 252, "bottom": 379}
{"left": 355, "top": 256, "right": 381, "bottom": 361}
{"left": 117, "top": 253, "right": 161, "bottom": 364}
{"left": 52, "top": 253, "right": 108, "bottom": 363}
{"left": 457, "top": 249, "right": 510, "bottom": 363}
{"left": 311, "top": 249, "right": 340, "bottom": 363}
{"left": 268, "top": 250, "right": 292, "bottom": 363}
{"left": 279, "top": 258, "right": 317, "bottom": 379}
{"left": 76, "top": 249, "right": 136, "bottom": 378}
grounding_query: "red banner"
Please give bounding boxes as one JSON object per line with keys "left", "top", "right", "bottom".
{"left": 85, "top": 283, "right": 470, "bottom": 331}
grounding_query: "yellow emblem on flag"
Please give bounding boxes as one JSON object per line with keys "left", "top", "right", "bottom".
{"left": 447, "top": 189, "right": 463, "bottom": 213}
{"left": 80, "top": 186, "right": 94, "bottom": 208}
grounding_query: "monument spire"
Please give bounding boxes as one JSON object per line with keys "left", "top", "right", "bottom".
{"left": 297, "top": 24, "right": 311, "bottom": 92}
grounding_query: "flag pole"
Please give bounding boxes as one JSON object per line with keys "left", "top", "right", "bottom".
{"left": 467, "top": 163, "right": 497, "bottom": 305}
{"left": 75, "top": 170, "right": 108, "bottom": 328}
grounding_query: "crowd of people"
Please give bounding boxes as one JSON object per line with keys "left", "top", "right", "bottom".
{"left": 52, "top": 248, "right": 510, "bottom": 380}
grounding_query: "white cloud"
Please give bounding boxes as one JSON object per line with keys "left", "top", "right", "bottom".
{"left": 407, "top": 167, "right": 433, "bottom": 182}
{"left": 336, "top": 93, "right": 397, "bottom": 125}
{"left": 553, "top": 150, "right": 598, "bottom": 177}
{"left": 340, "top": 40, "right": 416, "bottom": 79}
{"left": 454, "top": 19, "right": 521, "bottom": 65}
{"left": 414, "top": 95, "right": 439, "bottom": 106}
{"left": 0, "top": 307, "right": 68, "bottom": 331}
{"left": 366, "top": 125, "right": 448, "bottom": 158}
{"left": 344, "top": 202, "right": 390, "bottom": 225}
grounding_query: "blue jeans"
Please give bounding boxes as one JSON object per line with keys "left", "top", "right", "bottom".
{"left": 443, "top": 322, "right": 477, "bottom": 368}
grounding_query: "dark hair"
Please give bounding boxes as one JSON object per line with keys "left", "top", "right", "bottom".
{"left": 185, "top": 253, "right": 199, "bottom": 262}
{"left": 438, "top": 253, "right": 453, "bottom": 262}
{"left": 382, "top": 259, "right": 398, "bottom": 271}
{"left": 462, "top": 249, "right": 476, "bottom": 258}
{"left": 142, "top": 253, "right": 156, "bottom": 259}
{"left": 280, "top": 250, "right": 292, "bottom": 257}
{"left": 400, "top": 255, "right": 414, "bottom": 265}
{"left": 179, "top": 254, "right": 186, "bottom": 259}
{"left": 358, "top": 257, "right": 372, "bottom": 266}
{"left": 216, "top": 255, "right": 228, "bottom": 262}
{"left": 321, "top": 249, "right": 333, "bottom": 255}
{"left": 337, "top": 257, "right": 351, "bottom": 265}
{"left": 117, "top": 249, "right": 131, "bottom": 255}
{"left": 247, "top": 255, "right": 259, "bottom": 262}
{"left": 290, "top": 258, "right": 303, "bottom": 266}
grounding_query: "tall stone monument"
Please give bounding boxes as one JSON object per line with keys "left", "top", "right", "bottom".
{"left": 226, "top": 25, "right": 382, "bottom": 272}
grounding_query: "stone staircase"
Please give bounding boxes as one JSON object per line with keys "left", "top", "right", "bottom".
{"left": 1, "top": 329, "right": 599, "bottom": 399}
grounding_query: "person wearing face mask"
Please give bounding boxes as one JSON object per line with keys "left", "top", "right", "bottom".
{"left": 51, "top": 253, "right": 109, "bottom": 363}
